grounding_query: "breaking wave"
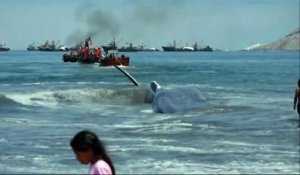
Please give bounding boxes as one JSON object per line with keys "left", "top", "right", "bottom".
{"left": 0, "top": 94, "right": 23, "bottom": 109}
{"left": 5, "top": 87, "right": 149, "bottom": 108}
{"left": 3, "top": 84, "right": 213, "bottom": 114}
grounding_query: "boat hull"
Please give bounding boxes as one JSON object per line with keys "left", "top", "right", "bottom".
{"left": 62, "top": 53, "right": 98, "bottom": 64}
{"left": 118, "top": 48, "right": 138, "bottom": 52}
{"left": 27, "top": 48, "right": 38, "bottom": 51}
{"left": 195, "top": 46, "right": 213, "bottom": 52}
{"left": 0, "top": 48, "right": 10, "bottom": 51}
{"left": 63, "top": 54, "right": 79, "bottom": 62}
{"left": 162, "top": 46, "right": 176, "bottom": 51}
{"left": 78, "top": 57, "right": 98, "bottom": 64}
{"left": 100, "top": 57, "right": 129, "bottom": 66}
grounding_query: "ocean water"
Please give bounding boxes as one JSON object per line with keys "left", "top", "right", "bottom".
{"left": 0, "top": 50, "right": 299, "bottom": 174}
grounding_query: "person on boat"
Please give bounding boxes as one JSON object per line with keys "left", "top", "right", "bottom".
{"left": 95, "top": 47, "right": 101, "bottom": 60}
{"left": 89, "top": 49, "right": 94, "bottom": 58}
{"left": 85, "top": 36, "right": 91, "bottom": 48}
{"left": 79, "top": 47, "right": 85, "bottom": 58}
{"left": 95, "top": 47, "right": 101, "bottom": 59}
{"left": 83, "top": 48, "right": 89, "bottom": 60}
{"left": 293, "top": 78, "right": 300, "bottom": 118}
{"left": 70, "top": 130, "right": 115, "bottom": 175}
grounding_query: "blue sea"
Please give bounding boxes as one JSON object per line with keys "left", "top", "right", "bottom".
{"left": 0, "top": 50, "right": 299, "bottom": 174}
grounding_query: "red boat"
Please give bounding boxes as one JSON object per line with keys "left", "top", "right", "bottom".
{"left": 99, "top": 50, "right": 129, "bottom": 66}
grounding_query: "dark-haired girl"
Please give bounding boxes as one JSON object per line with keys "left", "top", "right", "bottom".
{"left": 70, "top": 130, "right": 115, "bottom": 175}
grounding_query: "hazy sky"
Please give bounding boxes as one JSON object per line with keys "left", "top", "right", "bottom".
{"left": 0, "top": 0, "right": 299, "bottom": 50}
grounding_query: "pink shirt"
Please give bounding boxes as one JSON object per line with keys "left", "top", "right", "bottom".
{"left": 89, "top": 160, "right": 112, "bottom": 175}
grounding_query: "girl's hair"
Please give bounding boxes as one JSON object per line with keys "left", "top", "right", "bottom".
{"left": 298, "top": 79, "right": 300, "bottom": 87}
{"left": 70, "top": 130, "right": 115, "bottom": 175}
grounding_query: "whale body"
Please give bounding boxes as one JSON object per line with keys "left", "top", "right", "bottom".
{"left": 113, "top": 66, "right": 208, "bottom": 113}
{"left": 144, "top": 81, "right": 207, "bottom": 113}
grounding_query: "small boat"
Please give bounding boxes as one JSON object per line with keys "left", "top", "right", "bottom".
{"left": 62, "top": 49, "right": 100, "bottom": 64}
{"left": 63, "top": 36, "right": 101, "bottom": 64}
{"left": 63, "top": 51, "right": 79, "bottom": 62}
{"left": 99, "top": 50, "right": 129, "bottom": 67}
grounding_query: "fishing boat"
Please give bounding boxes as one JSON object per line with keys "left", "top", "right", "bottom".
{"left": 0, "top": 43, "right": 10, "bottom": 51}
{"left": 161, "top": 40, "right": 177, "bottom": 51}
{"left": 118, "top": 43, "right": 139, "bottom": 52}
{"left": 137, "top": 44, "right": 160, "bottom": 52}
{"left": 62, "top": 36, "right": 99, "bottom": 64}
{"left": 63, "top": 48, "right": 100, "bottom": 64}
{"left": 99, "top": 50, "right": 129, "bottom": 67}
{"left": 38, "top": 40, "right": 69, "bottom": 51}
{"left": 195, "top": 45, "right": 213, "bottom": 52}
{"left": 102, "top": 39, "right": 140, "bottom": 53}
{"left": 162, "top": 40, "right": 213, "bottom": 52}
{"left": 27, "top": 42, "right": 38, "bottom": 51}
{"left": 102, "top": 39, "right": 118, "bottom": 53}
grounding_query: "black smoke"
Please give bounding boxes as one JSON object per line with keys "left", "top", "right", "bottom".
{"left": 66, "top": 1, "right": 186, "bottom": 47}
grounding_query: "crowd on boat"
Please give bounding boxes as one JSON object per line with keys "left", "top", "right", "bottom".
{"left": 63, "top": 37, "right": 130, "bottom": 66}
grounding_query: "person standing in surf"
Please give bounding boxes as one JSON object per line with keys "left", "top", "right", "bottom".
{"left": 293, "top": 79, "right": 300, "bottom": 118}
{"left": 70, "top": 130, "right": 115, "bottom": 175}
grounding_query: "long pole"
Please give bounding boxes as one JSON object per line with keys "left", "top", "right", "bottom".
{"left": 113, "top": 65, "right": 140, "bottom": 86}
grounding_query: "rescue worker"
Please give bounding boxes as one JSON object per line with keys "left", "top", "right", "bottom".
{"left": 83, "top": 47, "right": 89, "bottom": 60}
{"left": 95, "top": 48, "right": 102, "bottom": 62}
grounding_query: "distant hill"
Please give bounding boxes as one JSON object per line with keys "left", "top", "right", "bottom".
{"left": 246, "top": 28, "right": 300, "bottom": 51}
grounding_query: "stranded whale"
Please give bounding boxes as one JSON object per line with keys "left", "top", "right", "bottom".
{"left": 144, "top": 81, "right": 207, "bottom": 113}
{"left": 114, "top": 65, "right": 207, "bottom": 113}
